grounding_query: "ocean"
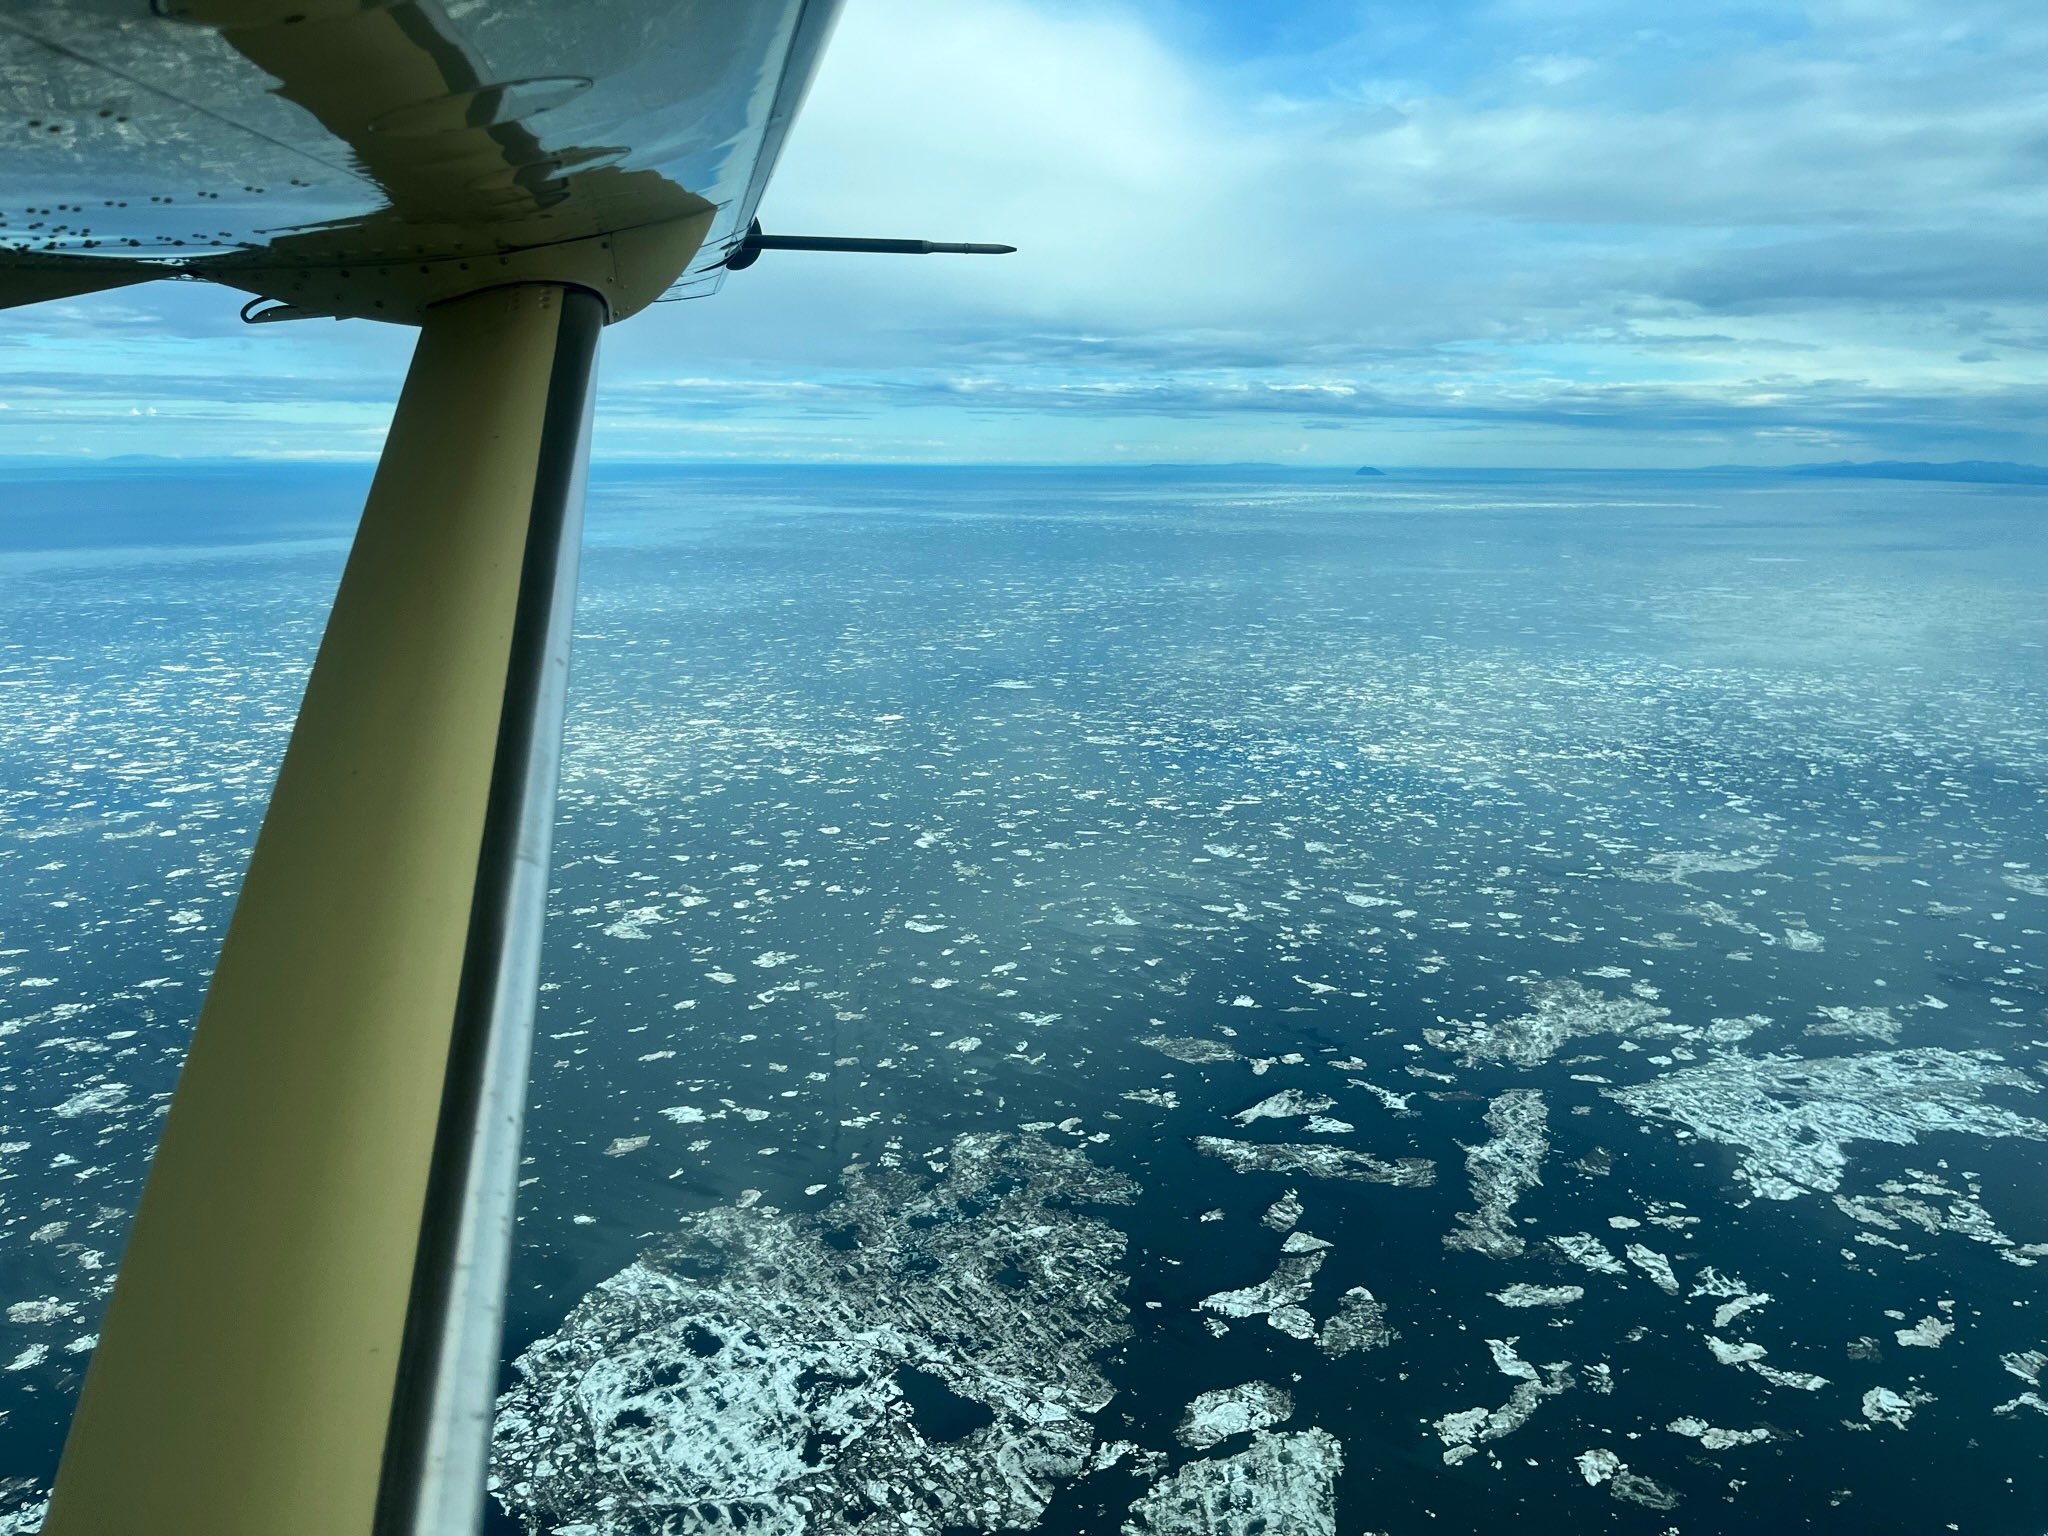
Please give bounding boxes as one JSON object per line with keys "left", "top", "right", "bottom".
{"left": 2, "top": 465, "right": 2044, "bottom": 1534}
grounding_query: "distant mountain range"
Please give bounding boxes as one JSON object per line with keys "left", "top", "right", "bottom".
{"left": 1773, "top": 460, "right": 2048, "bottom": 485}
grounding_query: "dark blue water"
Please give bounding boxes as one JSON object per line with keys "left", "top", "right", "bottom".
{"left": 2, "top": 466, "right": 2044, "bottom": 1533}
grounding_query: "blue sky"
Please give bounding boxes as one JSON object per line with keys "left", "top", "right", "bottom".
{"left": 5, "top": 0, "right": 2047, "bottom": 466}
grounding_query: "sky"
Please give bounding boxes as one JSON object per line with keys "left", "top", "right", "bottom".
{"left": 5, "top": 0, "right": 2048, "bottom": 467}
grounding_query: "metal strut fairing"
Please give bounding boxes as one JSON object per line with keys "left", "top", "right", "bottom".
{"left": 0, "top": 2, "right": 1009, "bottom": 1533}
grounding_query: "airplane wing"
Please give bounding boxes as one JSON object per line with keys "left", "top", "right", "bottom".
{"left": 1, "top": 5, "right": 868, "bottom": 1534}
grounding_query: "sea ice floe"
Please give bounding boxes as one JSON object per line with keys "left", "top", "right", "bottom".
{"left": 1833, "top": 1169, "right": 2048, "bottom": 1266}
{"left": 1667, "top": 1416, "right": 1772, "bottom": 1449}
{"left": 1432, "top": 1339, "right": 1571, "bottom": 1465}
{"left": 1549, "top": 1233, "right": 1627, "bottom": 1275}
{"left": 1491, "top": 1283, "right": 1584, "bottom": 1308}
{"left": 1444, "top": 1090, "right": 1546, "bottom": 1259}
{"left": 601, "top": 1135, "right": 649, "bottom": 1157}
{"left": 1861, "top": 1386, "right": 1929, "bottom": 1428}
{"left": 1624, "top": 1243, "right": 1680, "bottom": 1294}
{"left": 51, "top": 1082, "right": 127, "bottom": 1118}
{"left": 1574, "top": 1448, "right": 1679, "bottom": 1509}
{"left": 1318, "top": 1288, "right": 1395, "bottom": 1356}
{"left": 1430, "top": 979, "right": 1674, "bottom": 1067}
{"left": 1810, "top": 1005, "right": 1902, "bottom": 1044}
{"left": 1195, "top": 1137, "right": 1433, "bottom": 1186}
{"left": 1122, "top": 1428, "right": 1342, "bottom": 1536}
{"left": 1233, "top": 1090, "right": 1336, "bottom": 1125}
{"left": 1704, "top": 1336, "right": 1828, "bottom": 1391}
{"left": 1176, "top": 1382, "right": 1294, "bottom": 1450}
{"left": 1199, "top": 1251, "right": 1325, "bottom": 1340}
{"left": 1995, "top": 1350, "right": 2047, "bottom": 1416}
{"left": 4, "top": 1298, "right": 74, "bottom": 1325}
{"left": 1894, "top": 1314, "right": 1953, "bottom": 1348}
{"left": 1605, "top": 1048, "right": 2047, "bottom": 1200}
{"left": 492, "top": 1132, "right": 1135, "bottom": 1534}
{"left": 1261, "top": 1191, "right": 1304, "bottom": 1232}
{"left": 1143, "top": 1035, "right": 1240, "bottom": 1065}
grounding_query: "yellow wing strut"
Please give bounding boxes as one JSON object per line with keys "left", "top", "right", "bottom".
{"left": 44, "top": 281, "right": 602, "bottom": 1536}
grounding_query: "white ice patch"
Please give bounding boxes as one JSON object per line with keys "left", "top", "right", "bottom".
{"left": 1624, "top": 1243, "right": 1680, "bottom": 1294}
{"left": 1704, "top": 1336, "right": 1829, "bottom": 1391}
{"left": 1492, "top": 1283, "right": 1584, "bottom": 1308}
{"left": 1606, "top": 1048, "right": 2046, "bottom": 1200}
{"left": 1261, "top": 1191, "right": 1303, "bottom": 1232}
{"left": 1199, "top": 1251, "right": 1324, "bottom": 1337}
{"left": 1668, "top": 1417, "right": 1772, "bottom": 1449}
{"left": 1232, "top": 1090, "right": 1335, "bottom": 1125}
{"left": 1175, "top": 1382, "right": 1293, "bottom": 1450}
{"left": 1861, "top": 1386, "right": 1929, "bottom": 1428}
{"left": 1432, "top": 1340, "right": 1571, "bottom": 1464}
{"left": 1318, "top": 1287, "right": 1396, "bottom": 1356}
{"left": 1895, "top": 1314, "right": 1954, "bottom": 1348}
{"left": 1549, "top": 1233, "right": 1627, "bottom": 1275}
{"left": 1122, "top": 1429, "right": 1342, "bottom": 1536}
{"left": 1430, "top": 979, "right": 1674, "bottom": 1067}
{"left": 1810, "top": 1005, "right": 1902, "bottom": 1044}
{"left": 493, "top": 1133, "right": 1135, "bottom": 1534}
{"left": 1195, "top": 1137, "right": 1433, "bottom": 1187}
{"left": 1573, "top": 1448, "right": 1680, "bottom": 1509}
{"left": 1444, "top": 1090, "right": 1547, "bottom": 1259}
{"left": 1995, "top": 1350, "right": 2047, "bottom": 1416}
{"left": 51, "top": 1082, "right": 127, "bottom": 1118}
{"left": 1143, "top": 1035, "right": 1240, "bottom": 1065}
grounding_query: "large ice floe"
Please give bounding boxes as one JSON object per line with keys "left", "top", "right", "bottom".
{"left": 1429, "top": 978, "right": 1676, "bottom": 1067}
{"left": 1194, "top": 1136, "right": 1434, "bottom": 1186}
{"left": 1122, "top": 1429, "right": 1343, "bottom": 1536}
{"left": 1432, "top": 1339, "right": 1572, "bottom": 1466}
{"left": 491, "top": 1132, "right": 1136, "bottom": 1534}
{"left": 1606, "top": 1048, "right": 2047, "bottom": 1200}
{"left": 1176, "top": 1382, "right": 1294, "bottom": 1450}
{"left": 1444, "top": 1090, "right": 1547, "bottom": 1258}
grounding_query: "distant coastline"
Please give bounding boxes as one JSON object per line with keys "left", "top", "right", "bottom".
{"left": 1765, "top": 460, "right": 2048, "bottom": 486}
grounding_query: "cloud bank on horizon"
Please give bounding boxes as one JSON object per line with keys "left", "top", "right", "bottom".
{"left": 4, "top": 0, "right": 2046, "bottom": 467}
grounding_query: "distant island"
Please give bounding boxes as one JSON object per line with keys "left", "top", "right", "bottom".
{"left": 1783, "top": 460, "right": 2048, "bottom": 486}
{"left": 1353, "top": 466, "right": 1386, "bottom": 477}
